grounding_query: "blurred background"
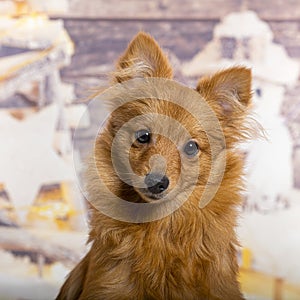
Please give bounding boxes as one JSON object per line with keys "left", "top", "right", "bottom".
{"left": 0, "top": 0, "right": 300, "bottom": 299}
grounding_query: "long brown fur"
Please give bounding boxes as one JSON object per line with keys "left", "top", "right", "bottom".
{"left": 56, "top": 32, "right": 252, "bottom": 300}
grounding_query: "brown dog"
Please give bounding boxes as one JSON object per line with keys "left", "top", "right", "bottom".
{"left": 56, "top": 32, "right": 252, "bottom": 300}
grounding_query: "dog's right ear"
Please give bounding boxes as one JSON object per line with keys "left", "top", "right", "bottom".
{"left": 112, "top": 32, "right": 173, "bottom": 83}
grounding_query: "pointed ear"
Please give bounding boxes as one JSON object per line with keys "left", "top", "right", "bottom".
{"left": 196, "top": 67, "right": 252, "bottom": 117}
{"left": 113, "top": 32, "right": 173, "bottom": 83}
{"left": 196, "top": 67, "right": 253, "bottom": 142}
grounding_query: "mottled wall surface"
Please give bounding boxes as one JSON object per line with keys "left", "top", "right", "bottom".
{"left": 67, "top": 0, "right": 300, "bottom": 20}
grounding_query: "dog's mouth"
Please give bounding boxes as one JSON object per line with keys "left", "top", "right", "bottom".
{"left": 137, "top": 188, "right": 167, "bottom": 202}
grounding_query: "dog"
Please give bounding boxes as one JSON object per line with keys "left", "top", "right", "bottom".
{"left": 56, "top": 32, "right": 252, "bottom": 300}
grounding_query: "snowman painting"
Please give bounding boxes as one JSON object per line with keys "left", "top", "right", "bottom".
{"left": 183, "top": 11, "right": 299, "bottom": 213}
{"left": 246, "top": 81, "right": 294, "bottom": 212}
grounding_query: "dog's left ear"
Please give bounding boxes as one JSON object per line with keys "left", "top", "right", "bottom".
{"left": 196, "top": 66, "right": 251, "bottom": 117}
{"left": 196, "top": 67, "right": 252, "bottom": 142}
{"left": 113, "top": 32, "right": 173, "bottom": 83}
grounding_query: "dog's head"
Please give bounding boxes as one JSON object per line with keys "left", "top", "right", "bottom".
{"left": 90, "top": 32, "right": 252, "bottom": 217}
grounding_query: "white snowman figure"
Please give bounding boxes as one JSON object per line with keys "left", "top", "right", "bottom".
{"left": 245, "top": 81, "right": 294, "bottom": 212}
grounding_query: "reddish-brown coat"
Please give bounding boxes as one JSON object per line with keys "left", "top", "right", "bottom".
{"left": 57, "top": 32, "right": 251, "bottom": 300}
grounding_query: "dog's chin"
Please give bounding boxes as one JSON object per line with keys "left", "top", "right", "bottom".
{"left": 135, "top": 188, "right": 166, "bottom": 203}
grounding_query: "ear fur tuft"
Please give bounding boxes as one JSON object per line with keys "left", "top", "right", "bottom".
{"left": 196, "top": 67, "right": 256, "bottom": 144}
{"left": 112, "top": 32, "right": 173, "bottom": 83}
{"left": 196, "top": 67, "right": 252, "bottom": 113}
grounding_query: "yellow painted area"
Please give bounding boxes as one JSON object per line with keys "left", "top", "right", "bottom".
{"left": 27, "top": 182, "right": 76, "bottom": 230}
{"left": 240, "top": 269, "right": 300, "bottom": 300}
{"left": 239, "top": 268, "right": 275, "bottom": 299}
{"left": 1, "top": 180, "right": 81, "bottom": 229}
{"left": 241, "top": 248, "right": 252, "bottom": 270}
{"left": 283, "top": 284, "right": 300, "bottom": 300}
{"left": 239, "top": 248, "right": 300, "bottom": 300}
{"left": 15, "top": 1, "right": 30, "bottom": 15}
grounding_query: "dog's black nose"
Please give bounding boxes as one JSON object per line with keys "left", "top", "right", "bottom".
{"left": 144, "top": 173, "right": 169, "bottom": 194}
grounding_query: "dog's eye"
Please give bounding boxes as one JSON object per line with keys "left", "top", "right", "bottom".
{"left": 135, "top": 129, "right": 151, "bottom": 144}
{"left": 183, "top": 140, "right": 199, "bottom": 157}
